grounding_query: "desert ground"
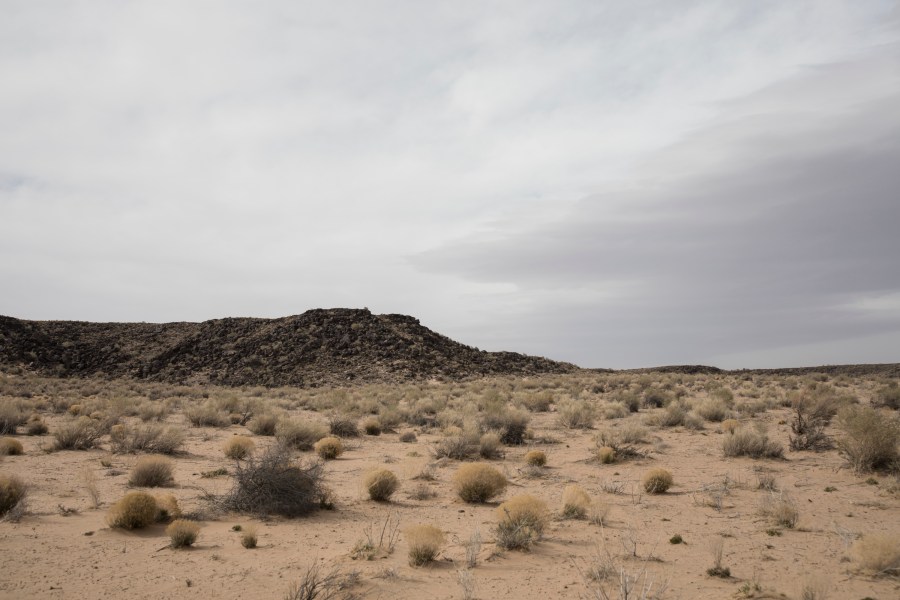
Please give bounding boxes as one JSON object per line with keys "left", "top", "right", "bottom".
{"left": 1, "top": 369, "right": 898, "bottom": 600}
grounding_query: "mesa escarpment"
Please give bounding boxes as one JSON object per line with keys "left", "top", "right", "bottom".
{"left": 0, "top": 309, "right": 577, "bottom": 387}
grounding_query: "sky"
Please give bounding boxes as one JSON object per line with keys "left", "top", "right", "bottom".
{"left": 2, "top": 1, "right": 899, "bottom": 369}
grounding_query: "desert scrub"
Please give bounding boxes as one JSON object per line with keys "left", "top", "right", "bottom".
{"left": 851, "top": 533, "right": 900, "bottom": 576}
{"left": 596, "top": 446, "right": 616, "bottom": 464}
{"left": 327, "top": 413, "right": 359, "bottom": 438}
{"left": 524, "top": 450, "right": 546, "bottom": 467}
{"left": 720, "top": 419, "right": 740, "bottom": 434}
{"left": 25, "top": 415, "right": 48, "bottom": 436}
{"left": 221, "top": 445, "right": 326, "bottom": 517}
{"left": 642, "top": 468, "right": 673, "bottom": 493}
{"left": 106, "top": 491, "right": 159, "bottom": 529}
{"left": 314, "top": 436, "right": 344, "bottom": 460}
{"left": 495, "top": 495, "right": 548, "bottom": 550}
{"left": 480, "top": 408, "right": 530, "bottom": 445}
{"left": 874, "top": 382, "right": 900, "bottom": 410}
{"left": 223, "top": 435, "right": 256, "bottom": 460}
{"left": 0, "top": 474, "right": 27, "bottom": 517}
{"left": 240, "top": 524, "right": 258, "bottom": 548}
{"left": 405, "top": 524, "right": 444, "bottom": 566}
{"left": 362, "top": 417, "right": 382, "bottom": 436}
{"left": 184, "top": 401, "right": 229, "bottom": 427}
{"left": 478, "top": 432, "right": 503, "bottom": 459}
{"left": 0, "top": 437, "right": 23, "bottom": 456}
{"left": 557, "top": 400, "right": 595, "bottom": 429}
{"left": 432, "top": 433, "right": 477, "bottom": 460}
{"left": 155, "top": 493, "right": 182, "bottom": 521}
{"left": 453, "top": 463, "right": 507, "bottom": 503}
{"left": 759, "top": 491, "right": 799, "bottom": 528}
{"left": 561, "top": 484, "right": 591, "bottom": 519}
{"left": 53, "top": 416, "right": 106, "bottom": 450}
{"left": 722, "top": 428, "right": 784, "bottom": 459}
{"left": 110, "top": 423, "right": 185, "bottom": 454}
{"left": 364, "top": 469, "right": 399, "bottom": 501}
{"left": 835, "top": 405, "right": 900, "bottom": 472}
{"left": 247, "top": 413, "right": 279, "bottom": 436}
{"left": 399, "top": 431, "right": 417, "bottom": 443}
{"left": 276, "top": 418, "right": 328, "bottom": 451}
{"left": 166, "top": 519, "right": 200, "bottom": 548}
{"left": 0, "top": 402, "right": 25, "bottom": 435}
{"left": 696, "top": 399, "right": 730, "bottom": 422}
{"left": 128, "top": 455, "right": 175, "bottom": 487}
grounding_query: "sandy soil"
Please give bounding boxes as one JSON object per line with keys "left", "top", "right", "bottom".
{"left": 1, "top": 372, "right": 898, "bottom": 600}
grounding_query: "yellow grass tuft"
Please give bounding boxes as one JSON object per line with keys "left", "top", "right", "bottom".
{"left": 453, "top": 463, "right": 507, "bottom": 503}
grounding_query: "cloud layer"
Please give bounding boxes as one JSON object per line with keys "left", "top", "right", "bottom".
{"left": 2, "top": 1, "right": 899, "bottom": 367}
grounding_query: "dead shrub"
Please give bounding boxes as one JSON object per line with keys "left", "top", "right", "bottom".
{"left": 399, "top": 431, "right": 417, "bottom": 443}
{"left": 480, "top": 408, "right": 529, "bottom": 445}
{"left": 0, "top": 438, "right": 23, "bottom": 456}
{"left": 789, "top": 390, "right": 838, "bottom": 452}
{"left": 405, "top": 524, "right": 444, "bottom": 566}
{"left": 221, "top": 445, "right": 327, "bottom": 517}
{"left": 696, "top": 399, "right": 730, "bottom": 422}
{"left": 327, "top": 413, "right": 359, "bottom": 438}
{"left": 720, "top": 419, "right": 740, "bottom": 434}
{"left": 453, "top": 463, "right": 507, "bottom": 503}
{"left": 874, "top": 382, "right": 900, "bottom": 410}
{"left": 722, "top": 428, "right": 784, "bottom": 459}
{"left": 561, "top": 484, "right": 590, "bottom": 519}
{"left": 656, "top": 402, "right": 688, "bottom": 427}
{"left": 0, "top": 474, "right": 27, "bottom": 518}
{"left": 478, "top": 432, "right": 504, "bottom": 459}
{"left": 222, "top": 435, "right": 255, "bottom": 459}
{"left": 364, "top": 469, "right": 399, "bottom": 501}
{"left": 852, "top": 533, "right": 900, "bottom": 576}
{"left": 521, "top": 392, "right": 552, "bottom": 412}
{"left": 184, "top": 401, "right": 229, "bottom": 427}
{"left": 129, "top": 455, "right": 175, "bottom": 487}
{"left": 166, "top": 519, "right": 200, "bottom": 548}
{"left": 25, "top": 415, "right": 48, "bottom": 436}
{"left": 362, "top": 417, "right": 382, "bottom": 436}
{"left": 495, "top": 494, "right": 548, "bottom": 550}
{"left": 53, "top": 416, "right": 106, "bottom": 450}
{"left": 276, "top": 419, "right": 328, "bottom": 451}
{"left": 557, "top": 400, "right": 595, "bottom": 429}
{"left": 432, "top": 433, "right": 477, "bottom": 460}
{"left": 596, "top": 446, "right": 616, "bottom": 464}
{"left": 240, "top": 524, "right": 258, "bottom": 548}
{"left": 759, "top": 491, "right": 799, "bottom": 528}
{"left": 836, "top": 405, "right": 900, "bottom": 472}
{"left": 0, "top": 402, "right": 25, "bottom": 435}
{"left": 314, "top": 436, "right": 344, "bottom": 460}
{"left": 110, "top": 423, "right": 185, "bottom": 454}
{"left": 106, "top": 491, "right": 158, "bottom": 529}
{"left": 247, "top": 413, "right": 279, "bottom": 436}
{"left": 524, "top": 450, "right": 546, "bottom": 467}
{"left": 155, "top": 493, "right": 182, "bottom": 521}
{"left": 642, "top": 468, "right": 673, "bottom": 494}
{"left": 594, "top": 429, "right": 644, "bottom": 461}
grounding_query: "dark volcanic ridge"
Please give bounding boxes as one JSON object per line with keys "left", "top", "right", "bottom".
{"left": 0, "top": 309, "right": 577, "bottom": 387}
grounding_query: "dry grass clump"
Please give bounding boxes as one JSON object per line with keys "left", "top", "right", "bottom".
{"left": 405, "top": 524, "right": 444, "bottom": 566}
{"left": 0, "top": 474, "right": 27, "bottom": 518}
{"left": 0, "top": 403, "right": 26, "bottom": 435}
{"left": 106, "top": 491, "right": 159, "bottom": 529}
{"left": 155, "top": 493, "right": 182, "bottom": 521}
{"left": 874, "top": 382, "right": 900, "bottom": 410}
{"left": 223, "top": 435, "right": 256, "bottom": 460}
{"left": 720, "top": 419, "right": 740, "bottom": 434}
{"left": 276, "top": 419, "right": 328, "bottom": 451}
{"left": 495, "top": 494, "right": 548, "bottom": 550}
{"left": 399, "top": 431, "right": 417, "bottom": 443}
{"left": 561, "top": 484, "right": 591, "bottom": 519}
{"left": 129, "top": 455, "right": 175, "bottom": 487}
{"left": 642, "top": 468, "right": 673, "bottom": 494}
{"left": 851, "top": 534, "right": 900, "bottom": 576}
{"left": 240, "top": 524, "right": 258, "bottom": 548}
{"left": 524, "top": 450, "right": 546, "bottom": 467}
{"left": 221, "top": 445, "right": 327, "bottom": 517}
{"left": 722, "top": 428, "right": 784, "bottom": 459}
{"left": 184, "top": 401, "right": 229, "bottom": 427}
{"left": 364, "top": 469, "right": 399, "bottom": 501}
{"left": 596, "top": 446, "right": 616, "bottom": 464}
{"left": 594, "top": 429, "right": 644, "bottom": 462}
{"left": 314, "top": 436, "right": 344, "bottom": 460}
{"left": 25, "top": 415, "right": 48, "bottom": 436}
{"left": 0, "top": 437, "right": 23, "bottom": 456}
{"left": 520, "top": 392, "right": 552, "bottom": 412}
{"left": 480, "top": 408, "right": 529, "bottom": 445}
{"left": 327, "top": 413, "right": 359, "bottom": 438}
{"left": 696, "top": 399, "right": 730, "bottom": 422}
{"left": 759, "top": 491, "right": 799, "bottom": 528}
{"left": 557, "top": 400, "right": 595, "bottom": 429}
{"left": 53, "top": 416, "right": 107, "bottom": 450}
{"left": 247, "top": 413, "right": 279, "bottom": 436}
{"left": 110, "top": 423, "right": 185, "bottom": 454}
{"left": 362, "top": 417, "right": 382, "bottom": 436}
{"left": 166, "top": 519, "right": 200, "bottom": 548}
{"left": 478, "top": 432, "right": 503, "bottom": 459}
{"left": 835, "top": 405, "right": 899, "bottom": 472}
{"left": 432, "top": 432, "right": 477, "bottom": 460}
{"left": 453, "top": 463, "right": 507, "bottom": 503}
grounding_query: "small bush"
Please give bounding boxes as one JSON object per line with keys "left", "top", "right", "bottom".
{"left": 221, "top": 445, "right": 326, "bottom": 517}
{"left": 596, "top": 446, "right": 616, "bottom": 464}
{"left": 759, "top": 491, "right": 799, "bottom": 528}
{"left": 166, "top": 519, "right": 200, "bottom": 548}
{"left": 720, "top": 419, "right": 740, "bottom": 434}
{"left": 561, "top": 484, "right": 590, "bottom": 519}
{"left": 184, "top": 401, "right": 229, "bottom": 427}
{"left": 524, "top": 450, "right": 546, "bottom": 467}
{"left": 697, "top": 399, "right": 730, "bottom": 422}
{"left": 656, "top": 402, "right": 688, "bottom": 427}
{"left": 364, "top": 469, "right": 399, "bottom": 501}
{"left": 0, "top": 403, "right": 25, "bottom": 435}
{"left": 53, "top": 416, "right": 105, "bottom": 450}
{"left": 453, "top": 463, "right": 507, "bottom": 503}
{"left": 362, "top": 417, "right": 382, "bottom": 436}
{"left": 327, "top": 414, "right": 359, "bottom": 438}
{"left": 521, "top": 392, "right": 552, "bottom": 412}
{"left": 276, "top": 419, "right": 328, "bottom": 451}
{"left": 314, "top": 436, "right": 344, "bottom": 460}
{"left": 399, "top": 431, "right": 417, "bottom": 443}
{"left": 432, "top": 434, "right": 477, "bottom": 460}
{"left": 495, "top": 495, "right": 548, "bottom": 550}
{"left": 0, "top": 475, "right": 27, "bottom": 517}
{"left": 481, "top": 408, "right": 529, "bottom": 445}
{"left": 478, "top": 432, "right": 503, "bottom": 459}
{"left": 107, "top": 491, "right": 158, "bottom": 529}
{"left": 155, "top": 493, "right": 181, "bottom": 521}
{"left": 557, "top": 400, "right": 595, "bottom": 429}
{"left": 247, "top": 413, "right": 279, "bottom": 436}
{"left": 0, "top": 438, "right": 23, "bottom": 456}
{"left": 240, "top": 524, "right": 258, "bottom": 548}
{"left": 723, "top": 429, "right": 784, "bottom": 459}
{"left": 224, "top": 436, "right": 256, "bottom": 460}
{"left": 129, "top": 455, "right": 175, "bottom": 487}
{"left": 405, "top": 524, "right": 444, "bottom": 566}
{"left": 874, "top": 382, "right": 900, "bottom": 410}
{"left": 852, "top": 534, "right": 900, "bottom": 576}
{"left": 642, "top": 468, "right": 673, "bottom": 494}
{"left": 110, "top": 423, "right": 185, "bottom": 454}
{"left": 25, "top": 415, "right": 48, "bottom": 436}
{"left": 836, "top": 405, "right": 900, "bottom": 472}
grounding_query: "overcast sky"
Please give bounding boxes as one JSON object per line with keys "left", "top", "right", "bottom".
{"left": 2, "top": 1, "right": 899, "bottom": 369}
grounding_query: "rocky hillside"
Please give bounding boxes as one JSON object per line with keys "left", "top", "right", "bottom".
{"left": 0, "top": 309, "right": 577, "bottom": 387}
